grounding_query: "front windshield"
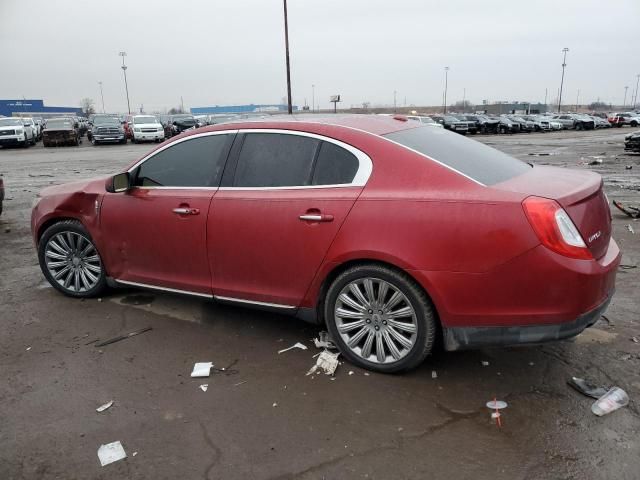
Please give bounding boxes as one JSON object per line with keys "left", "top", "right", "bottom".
{"left": 47, "top": 119, "right": 73, "bottom": 129}
{"left": 134, "top": 116, "right": 158, "bottom": 124}
{"left": 93, "top": 116, "right": 120, "bottom": 125}
{"left": 0, "top": 118, "right": 23, "bottom": 127}
{"left": 444, "top": 116, "right": 460, "bottom": 122}
{"left": 172, "top": 115, "right": 194, "bottom": 120}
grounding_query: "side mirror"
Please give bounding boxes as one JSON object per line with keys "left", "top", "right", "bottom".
{"left": 106, "top": 172, "right": 130, "bottom": 193}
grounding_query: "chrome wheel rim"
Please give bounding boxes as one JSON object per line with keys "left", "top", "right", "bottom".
{"left": 334, "top": 277, "right": 418, "bottom": 364}
{"left": 45, "top": 232, "right": 102, "bottom": 293}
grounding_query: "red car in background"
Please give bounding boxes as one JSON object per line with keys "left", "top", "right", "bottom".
{"left": 30, "top": 115, "right": 619, "bottom": 373}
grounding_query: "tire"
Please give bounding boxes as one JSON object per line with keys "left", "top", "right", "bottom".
{"left": 324, "top": 264, "right": 437, "bottom": 373}
{"left": 74, "top": 136, "right": 80, "bottom": 146}
{"left": 576, "top": 123, "right": 583, "bottom": 131}
{"left": 91, "top": 137, "right": 98, "bottom": 145}
{"left": 631, "top": 121, "right": 638, "bottom": 127}
{"left": 38, "top": 220, "right": 107, "bottom": 298}
{"left": 22, "top": 134, "right": 29, "bottom": 148}
{"left": 120, "top": 137, "right": 127, "bottom": 144}
{"left": 132, "top": 136, "right": 137, "bottom": 144}
{"left": 30, "top": 134, "right": 36, "bottom": 146}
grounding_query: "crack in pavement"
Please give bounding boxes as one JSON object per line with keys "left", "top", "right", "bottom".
{"left": 199, "top": 420, "right": 222, "bottom": 480}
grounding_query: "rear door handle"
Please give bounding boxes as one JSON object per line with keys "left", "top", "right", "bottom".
{"left": 299, "top": 214, "right": 334, "bottom": 222}
{"left": 173, "top": 207, "right": 200, "bottom": 215}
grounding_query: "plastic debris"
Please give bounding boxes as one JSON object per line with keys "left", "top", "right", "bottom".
{"left": 588, "top": 158, "right": 603, "bottom": 165}
{"left": 431, "top": 370, "right": 438, "bottom": 379}
{"left": 313, "top": 331, "right": 337, "bottom": 350}
{"left": 632, "top": 337, "right": 639, "bottom": 343}
{"left": 97, "top": 441, "right": 127, "bottom": 466}
{"left": 272, "top": 402, "right": 278, "bottom": 407}
{"left": 132, "top": 451, "right": 138, "bottom": 457}
{"left": 306, "top": 350, "right": 340, "bottom": 376}
{"left": 613, "top": 200, "right": 640, "bottom": 219}
{"left": 626, "top": 165, "right": 633, "bottom": 170}
{"left": 592, "top": 387, "right": 629, "bottom": 416}
{"left": 567, "top": 377, "right": 608, "bottom": 399}
{"left": 481, "top": 361, "right": 490, "bottom": 367}
{"left": 278, "top": 342, "right": 308, "bottom": 354}
{"left": 96, "top": 400, "right": 114, "bottom": 413}
{"left": 26, "top": 346, "right": 31, "bottom": 351}
{"left": 199, "top": 384, "right": 208, "bottom": 392}
{"left": 234, "top": 381, "right": 247, "bottom": 387}
{"left": 191, "top": 362, "right": 213, "bottom": 378}
{"left": 94, "top": 327, "right": 152, "bottom": 347}
{"left": 348, "top": 371, "right": 354, "bottom": 376}
{"left": 486, "top": 400, "right": 507, "bottom": 410}
{"left": 626, "top": 224, "right": 635, "bottom": 235}
{"left": 364, "top": 372, "right": 370, "bottom": 376}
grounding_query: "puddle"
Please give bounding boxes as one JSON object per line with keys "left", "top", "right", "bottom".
{"left": 111, "top": 293, "right": 205, "bottom": 323}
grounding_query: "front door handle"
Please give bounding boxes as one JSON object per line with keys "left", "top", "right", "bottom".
{"left": 173, "top": 207, "right": 200, "bottom": 215}
{"left": 299, "top": 213, "right": 334, "bottom": 222}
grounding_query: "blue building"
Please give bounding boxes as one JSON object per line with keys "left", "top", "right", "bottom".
{"left": 191, "top": 104, "right": 298, "bottom": 115}
{"left": 0, "top": 99, "right": 83, "bottom": 118}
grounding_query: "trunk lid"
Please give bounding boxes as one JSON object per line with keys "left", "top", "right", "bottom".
{"left": 494, "top": 165, "right": 611, "bottom": 259}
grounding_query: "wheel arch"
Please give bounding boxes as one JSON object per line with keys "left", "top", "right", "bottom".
{"left": 36, "top": 216, "right": 82, "bottom": 245}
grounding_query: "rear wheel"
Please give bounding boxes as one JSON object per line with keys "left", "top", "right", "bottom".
{"left": 631, "top": 121, "right": 638, "bottom": 127}
{"left": 576, "top": 123, "right": 583, "bottom": 131}
{"left": 38, "top": 220, "right": 107, "bottom": 298}
{"left": 325, "top": 264, "right": 436, "bottom": 373}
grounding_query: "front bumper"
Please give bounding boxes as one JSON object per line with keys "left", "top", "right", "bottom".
{"left": 0, "top": 135, "right": 25, "bottom": 145}
{"left": 93, "top": 134, "right": 124, "bottom": 143}
{"left": 443, "top": 293, "right": 612, "bottom": 351}
{"left": 134, "top": 130, "right": 165, "bottom": 141}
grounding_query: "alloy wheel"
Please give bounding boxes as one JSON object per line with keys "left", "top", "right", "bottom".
{"left": 44, "top": 232, "right": 103, "bottom": 293}
{"left": 334, "top": 277, "right": 418, "bottom": 364}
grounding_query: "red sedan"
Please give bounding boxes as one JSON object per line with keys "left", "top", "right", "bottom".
{"left": 31, "top": 115, "right": 620, "bottom": 372}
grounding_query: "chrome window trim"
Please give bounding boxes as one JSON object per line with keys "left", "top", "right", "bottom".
{"left": 214, "top": 295, "right": 296, "bottom": 310}
{"left": 126, "top": 129, "right": 239, "bottom": 173}
{"left": 220, "top": 128, "right": 372, "bottom": 191}
{"left": 114, "top": 279, "right": 213, "bottom": 298}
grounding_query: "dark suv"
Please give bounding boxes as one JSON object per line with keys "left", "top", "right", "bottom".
{"left": 431, "top": 115, "right": 468, "bottom": 134}
{"left": 89, "top": 115, "right": 126, "bottom": 145}
{"left": 166, "top": 114, "right": 198, "bottom": 137}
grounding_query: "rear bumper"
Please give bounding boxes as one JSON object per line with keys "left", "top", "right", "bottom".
{"left": 442, "top": 292, "right": 612, "bottom": 351}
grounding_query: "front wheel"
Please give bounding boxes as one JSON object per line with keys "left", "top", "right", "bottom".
{"left": 38, "top": 220, "right": 107, "bottom": 298}
{"left": 324, "top": 264, "right": 436, "bottom": 373}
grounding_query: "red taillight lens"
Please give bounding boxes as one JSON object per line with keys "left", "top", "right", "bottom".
{"left": 522, "top": 196, "right": 592, "bottom": 260}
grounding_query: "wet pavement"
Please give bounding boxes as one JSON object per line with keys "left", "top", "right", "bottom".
{"left": 1, "top": 128, "right": 639, "bottom": 479}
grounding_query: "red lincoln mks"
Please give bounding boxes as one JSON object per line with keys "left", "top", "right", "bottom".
{"left": 31, "top": 115, "right": 620, "bottom": 372}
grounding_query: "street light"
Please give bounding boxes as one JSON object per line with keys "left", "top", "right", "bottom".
{"left": 393, "top": 90, "right": 397, "bottom": 112}
{"left": 557, "top": 48, "right": 569, "bottom": 113}
{"left": 633, "top": 74, "right": 640, "bottom": 109}
{"left": 443, "top": 67, "right": 449, "bottom": 114}
{"left": 623, "top": 86, "right": 629, "bottom": 108}
{"left": 118, "top": 52, "right": 131, "bottom": 114}
{"left": 98, "top": 81, "right": 105, "bottom": 113}
{"left": 282, "top": 0, "right": 293, "bottom": 114}
{"left": 312, "top": 84, "right": 315, "bottom": 112}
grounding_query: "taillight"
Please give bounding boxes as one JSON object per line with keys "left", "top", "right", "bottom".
{"left": 522, "top": 196, "right": 592, "bottom": 260}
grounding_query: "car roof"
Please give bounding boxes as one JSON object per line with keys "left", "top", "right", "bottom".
{"left": 197, "top": 114, "right": 420, "bottom": 136}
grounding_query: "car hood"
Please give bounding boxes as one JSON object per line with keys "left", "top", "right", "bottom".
{"left": 40, "top": 176, "right": 109, "bottom": 198}
{"left": 0, "top": 125, "right": 21, "bottom": 131}
{"left": 133, "top": 123, "right": 162, "bottom": 128}
{"left": 44, "top": 127, "right": 74, "bottom": 133}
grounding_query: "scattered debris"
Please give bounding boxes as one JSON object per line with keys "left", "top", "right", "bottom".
{"left": 96, "top": 400, "right": 114, "bottom": 413}
{"left": 364, "top": 372, "right": 370, "bottom": 376}
{"left": 486, "top": 399, "right": 507, "bottom": 427}
{"left": 278, "top": 342, "right": 308, "bottom": 354}
{"left": 481, "top": 361, "right": 490, "bottom": 367}
{"left": 600, "top": 314, "right": 613, "bottom": 326}
{"left": 588, "top": 158, "right": 603, "bottom": 165}
{"left": 234, "top": 381, "right": 247, "bottom": 387}
{"left": 626, "top": 224, "right": 635, "bottom": 234}
{"left": 191, "top": 362, "right": 213, "bottom": 378}
{"left": 632, "top": 337, "right": 639, "bottom": 343}
{"left": 306, "top": 350, "right": 340, "bottom": 376}
{"left": 613, "top": 200, "right": 640, "bottom": 219}
{"left": 528, "top": 362, "right": 535, "bottom": 366}
{"left": 619, "top": 264, "right": 638, "bottom": 270}
{"left": 132, "top": 451, "right": 138, "bottom": 457}
{"left": 26, "top": 346, "right": 31, "bottom": 351}
{"left": 626, "top": 165, "right": 633, "bottom": 170}
{"left": 97, "top": 441, "right": 127, "bottom": 466}
{"left": 94, "top": 327, "right": 152, "bottom": 347}
{"left": 199, "top": 384, "right": 208, "bottom": 392}
{"left": 272, "top": 402, "right": 278, "bottom": 407}
{"left": 97, "top": 298, "right": 103, "bottom": 302}
{"left": 592, "top": 387, "right": 629, "bottom": 416}
{"left": 313, "top": 331, "right": 337, "bottom": 350}
{"left": 567, "top": 377, "right": 608, "bottom": 399}
{"left": 348, "top": 371, "right": 354, "bottom": 376}
{"left": 528, "top": 152, "right": 554, "bottom": 156}
{"left": 431, "top": 370, "right": 438, "bottom": 379}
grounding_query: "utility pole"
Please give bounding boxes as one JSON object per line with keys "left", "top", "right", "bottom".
{"left": 575, "top": 89, "right": 580, "bottom": 112}
{"left": 119, "top": 52, "right": 131, "bottom": 114}
{"left": 544, "top": 88, "right": 548, "bottom": 107}
{"left": 443, "top": 66, "right": 449, "bottom": 114}
{"left": 633, "top": 74, "right": 640, "bottom": 108}
{"left": 283, "top": 0, "right": 293, "bottom": 114}
{"left": 312, "top": 84, "right": 315, "bottom": 112}
{"left": 393, "top": 90, "right": 397, "bottom": 112}
{"left": 623, "top": 86, "right": 629, "bottom": 108}
{"left": 98, "top": 81, "right": 105, "bottom": 113}
{"left": 462, "top": 87, "right": 466, "bottom": 112}
{"left": 180, "top": 96, "right": 184, "bottom": 113}
{"left": 557, "top": 47, "right": 569, "bottom": 113}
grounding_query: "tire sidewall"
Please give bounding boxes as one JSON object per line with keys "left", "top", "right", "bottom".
{"left": 324, "top": 265, "right": 434, "bottom": 373}
{"left": 38, "top": 220, "right": 107, "bottom": 298}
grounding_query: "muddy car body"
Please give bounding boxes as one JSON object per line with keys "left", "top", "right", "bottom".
{"left": 42, "top": 118, "right": 80, "bottom": 147}
{"left": 31, "top": 115, "right": 620, "bottom": 373}
{"left": 625, "top": 131, "right": 640, "bottom": 152}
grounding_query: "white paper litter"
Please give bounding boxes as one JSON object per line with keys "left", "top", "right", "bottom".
{"left": 313, "top": 331, "right": 337, "bottom": 350}
{"left": 431, "top": 371, "right": 438, "bottom": 379}
{"left": 486, "top": 400, "right": 508, "bottom": 410}
{"left": 26, "top": 346, "right": 31, "bottom": 351}
{"left": 306, "top": 350, "right": 340, "bottom": 376}
{"left": 199, "top": 384, "right": 208, "bottom": 392}
{"left": 348, "top": 371, "right": 354, "bottom": 376}
{"left": 190, "top": 362, "right": 213, "bottom": 378}
{"left": 278, "top": 342, "right": 308, "bottom": 354}
{"left": 96, "top": 400, "right": 114, "bottom": 413}
{"left": 132, "top": 451, "right": 138, "bottom": 457}
{"left": 272, "top": 402, "right": 278, "bottom": 407}
{"left": 481, "top": 361, "right": 490, "bottom": 367}
{"left": 97, "top": 441, "right": 127, "bottom": 466}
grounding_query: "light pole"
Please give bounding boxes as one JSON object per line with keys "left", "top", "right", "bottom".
{"left": 557, "top": 47, "right": 569, "bottom": 113}
{"left": 633, "top": 74, "right": 640, "bottom": 108}
{"left": 544, "top": 88, "right": 548, "bottom": 107}
{"left": 462, "top": 87, "right": 466, "bottom": 112}
{"left": 282, "top": 0, "right": 293, "bottom": 114}
{"left": 623, "top": 86, "right": 629, "bottom": 108}
{"left": 312, "top": 84, "right": 315, "bottom": 112}
{"left": 98, "top": 81, "right": 105, "bottom": 113}
{"left": 119, "top": 52, "right": 131, "bottom": 114}
{"left": 443, "top": 67, "right": 449, "bottom": 114}
{"left": 575, "top": 89, "right": 580, "bottom": 112}
{"left": 393, "top": 90, "right": 397, "bottom": 112}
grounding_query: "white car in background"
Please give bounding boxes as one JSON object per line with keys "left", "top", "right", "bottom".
{"left": 407, "top": 115, "right": 444, "bottom": 128}
{"left": 130, "top": 115, "right": 165, "bottom": 143}
{"left": 0, "top": 117, "right": 36, "bottom": 148}
{"left": 22, "top": 117, "right": 40, "bottom": 140}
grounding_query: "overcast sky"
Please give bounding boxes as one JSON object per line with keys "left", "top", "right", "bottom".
{"left": 1, "top": 0, "right": 639, "bottom": 113}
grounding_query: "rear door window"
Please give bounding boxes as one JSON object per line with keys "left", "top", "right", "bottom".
{"left": 384, "top": 126, "right": 530, "bottom": 186}
{"left": 134, "top": 134, "right": 233, "bottom": 187}
{"left": 233, "top": 133, "right": 320, "bottom": 187}
{"left": 312, "top": 141, "right": 359, "bottom": 185}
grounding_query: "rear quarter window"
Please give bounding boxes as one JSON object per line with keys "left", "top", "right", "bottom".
{"left": 384, "top": 126, "right": 530, "bottom": 186}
